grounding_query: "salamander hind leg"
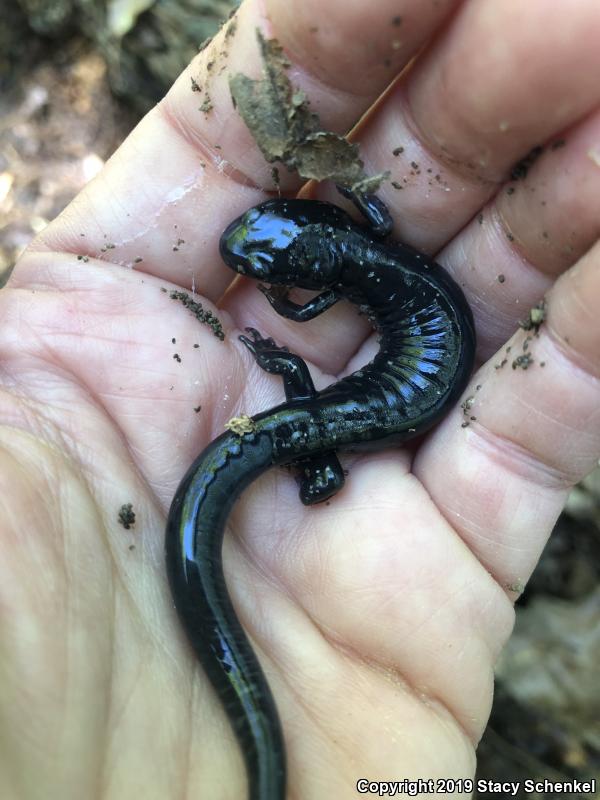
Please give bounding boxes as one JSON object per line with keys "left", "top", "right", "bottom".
{"left": 240, "top": 327, "right": 317, "bottom": 401}
{"left": 296, "top": 452, "right": 345, "bottom": 505}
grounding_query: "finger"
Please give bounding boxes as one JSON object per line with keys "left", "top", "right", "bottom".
{"left": 414, "top": 241, "right": 600, "bottom": 595}
{"left": 330, "top": 0, "right": 600, "bottom": 252}
{"left": 29, "top": 0, "right": 457, "bottom": 300}
{"left": 437, "top": 108, "right": 600, "bottom": 360}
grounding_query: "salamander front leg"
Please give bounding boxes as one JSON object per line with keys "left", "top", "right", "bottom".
{"left": 258, "top": 285, "right": 339, "bottom": 322}
{"left": 335, "top": 184, "right": 393, "bottom": 238}
{"left": 240, "top": 328, "right": 345, "bottom": 504}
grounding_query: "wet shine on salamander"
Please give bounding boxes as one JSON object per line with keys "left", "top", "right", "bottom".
{"left": 165, "top": 198, "right": 476, "bottom": 800}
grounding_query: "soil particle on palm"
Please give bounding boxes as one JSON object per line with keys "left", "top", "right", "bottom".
{"left": 519, "top": 299, "right": 547, "bottom": 334}
{"left": 167, "top": 289, "right": 225, "bottom": 341}
{"left": 118, "top": 503, "right": 136, "bottom": 529}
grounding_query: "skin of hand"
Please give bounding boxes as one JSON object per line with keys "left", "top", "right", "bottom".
{"left": 2, "top": 0, "right": 600, "bottom": 797}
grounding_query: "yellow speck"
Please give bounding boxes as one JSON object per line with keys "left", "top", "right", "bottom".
{"left": 225, "top": 414, "right": 256, "bottom": 436}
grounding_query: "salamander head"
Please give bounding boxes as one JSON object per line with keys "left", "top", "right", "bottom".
{"left": 219, "top": 199, "right": 353, "bottom": 289}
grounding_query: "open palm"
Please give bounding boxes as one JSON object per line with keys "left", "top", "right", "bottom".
{"left": 2, "top": 1, "right": 600, "bottom": 798}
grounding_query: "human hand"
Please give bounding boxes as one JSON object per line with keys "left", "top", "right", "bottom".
{"left": 2, "top": 1, "right": 600, "bottom": 797}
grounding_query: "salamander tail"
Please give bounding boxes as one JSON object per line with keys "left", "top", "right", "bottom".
{"left": 165, "top": 429, "right": 286, "bottom": 800}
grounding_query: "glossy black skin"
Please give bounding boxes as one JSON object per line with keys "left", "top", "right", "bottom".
{"left": 165, "top": 198, "right": 476, "bottom": 800}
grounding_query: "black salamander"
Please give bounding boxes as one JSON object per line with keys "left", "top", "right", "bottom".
{"left": 165, "top": 198, "right": 476, "bottom": 800}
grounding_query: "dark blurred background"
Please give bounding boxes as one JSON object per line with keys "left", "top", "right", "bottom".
{"left": 1, "top": 2, "right": 599, "bottom": 796}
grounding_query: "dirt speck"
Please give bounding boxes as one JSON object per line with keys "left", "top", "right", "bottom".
{"left": 169, "top": 289, "right": 225, "bottom": 340}
{"left": 510, "top": 145, "right": 543, "bottom": 180}
{"left": 118, "top": 503, "right": 136, "bottom": 530}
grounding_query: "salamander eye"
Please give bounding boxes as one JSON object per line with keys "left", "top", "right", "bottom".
{"left": 243, "top": 208, "right": 261, "bottom": 226}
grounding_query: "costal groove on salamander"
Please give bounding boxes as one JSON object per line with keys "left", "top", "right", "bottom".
{"left": 165, "top": 198, "right": 476, "bottom": 800}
